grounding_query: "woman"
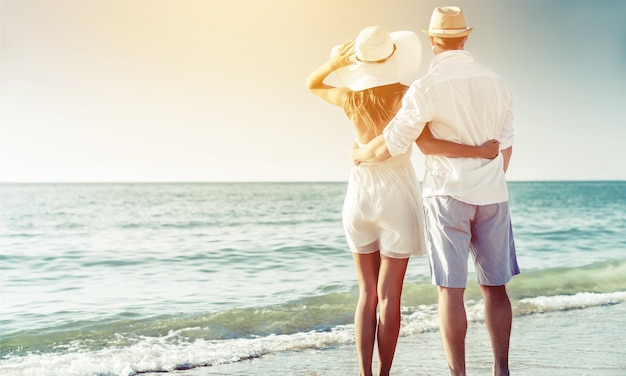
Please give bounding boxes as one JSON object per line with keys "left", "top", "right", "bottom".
{"left": 305, "top": 26, "right": 498, "bottom": 376}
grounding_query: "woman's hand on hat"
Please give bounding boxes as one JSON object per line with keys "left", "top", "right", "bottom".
{"left": 331, "top": 40, "right": 355, "bottom": 70}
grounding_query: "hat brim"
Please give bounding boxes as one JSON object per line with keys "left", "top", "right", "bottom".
{"left": 331, "top": 30, "right": 422, "bottom": 91}
{"left": 421, "top": 27, "right": 472, "bottom": 38}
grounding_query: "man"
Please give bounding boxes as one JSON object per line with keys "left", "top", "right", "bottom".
{"left": 352, "top": 6, "right": 520, "bottom": 376}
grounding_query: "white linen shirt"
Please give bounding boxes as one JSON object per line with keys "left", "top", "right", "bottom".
{"left": 383, "top": 50, "right": 514, "bottom": 205}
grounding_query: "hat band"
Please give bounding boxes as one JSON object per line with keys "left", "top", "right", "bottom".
{"left": 429, "top": 27, "right": 469, "bottom": 33}
{"left": 356, "top": 44, "right": 397, "bottom": 64}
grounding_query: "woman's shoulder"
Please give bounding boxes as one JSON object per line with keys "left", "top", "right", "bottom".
{"left": 376, "top": 82, "right": 409, "bottom": 92}
{"left": 355, "top": 83, "right": 408, "bottom": 99}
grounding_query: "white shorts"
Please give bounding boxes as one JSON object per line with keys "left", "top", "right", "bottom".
{"left": 342, "top": 152, "right": 427, "bottom": 259}
{"left": 423, "top": 196, "right": 520, "bottom": 287}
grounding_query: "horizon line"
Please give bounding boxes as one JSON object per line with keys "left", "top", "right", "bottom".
{"left": 0, "top": 179, "right": 624, "bottom": 184}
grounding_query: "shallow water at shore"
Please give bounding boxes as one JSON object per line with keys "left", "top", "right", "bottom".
{"left": 144, "top": 302, "right": 626, "bottom": 376}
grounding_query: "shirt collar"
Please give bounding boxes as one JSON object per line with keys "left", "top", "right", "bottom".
{"left": 429, "top": 50, "right": 473, "bottom": 70}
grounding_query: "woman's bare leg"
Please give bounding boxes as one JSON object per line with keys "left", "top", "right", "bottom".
{"left": 376, "top": 255, "right": 409, "bottom": 376}
{"left": 353, "top": 252, "right": 381, "bottom": 376}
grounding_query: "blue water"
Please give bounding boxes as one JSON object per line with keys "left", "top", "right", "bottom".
{"left": 1, "top": 181, "right": 625, "bottom": 375}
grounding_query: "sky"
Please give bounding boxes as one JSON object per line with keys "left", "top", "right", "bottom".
{"left": 1, "top": 0, "right": 625, "bottom": 182}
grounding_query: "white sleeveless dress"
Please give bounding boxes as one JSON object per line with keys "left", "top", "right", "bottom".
{"left": 342, "top": 146, "right": 427, "bottom": 258}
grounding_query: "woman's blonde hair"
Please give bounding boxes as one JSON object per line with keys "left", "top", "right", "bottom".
{"left": 344, "top": 84, "right": 407, "bottom": 135}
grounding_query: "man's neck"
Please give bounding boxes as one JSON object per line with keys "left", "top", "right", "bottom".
{"left": 434, "top": 47, "right": 464, "bottom": 56}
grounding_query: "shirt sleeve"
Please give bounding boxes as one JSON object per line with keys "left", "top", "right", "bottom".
{"left": 383, "top": 83, "right": 431, "bottom": 156}
{"left": 498, "top": 86, "right": 515, "bottom": 149}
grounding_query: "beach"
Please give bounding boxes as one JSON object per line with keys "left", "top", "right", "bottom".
{"left": 147, "top": 302, "right": 626, "bottom": 376}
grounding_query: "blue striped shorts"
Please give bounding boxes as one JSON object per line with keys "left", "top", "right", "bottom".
{"left": 422, "top": 196, "right": 520, "bottom": 288}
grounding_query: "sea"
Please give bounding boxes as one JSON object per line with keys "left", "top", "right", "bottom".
{"left": 1, "top": 181, "right": 625, "bottom": 376}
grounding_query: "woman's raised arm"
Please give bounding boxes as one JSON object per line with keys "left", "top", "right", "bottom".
{"left": 305, "top": 40, "right": 354, "bottom": 107}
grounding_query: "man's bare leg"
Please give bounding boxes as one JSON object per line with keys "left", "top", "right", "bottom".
{"left": 438, "top": 286, "right": 467, "bottom": 376}
{"left": 480, "top": 284, "right": 511, "bottom": 376}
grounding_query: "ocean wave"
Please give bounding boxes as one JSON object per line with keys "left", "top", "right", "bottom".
{"left": 3, "top": 294, "right": 625, "bottom": 376}
{"left": 4, "top": 260, "right": 625, "bottom": 351}
{"left": 0, "top": 296, "right": 358, "bottom": 357}
{"left": 2, "top": 260, "right": 626, "bottom": 375}
{"left": 515, "top": 291, "right": 626, "bottom": 314}
{"left": 0, "top": 325, "right": 356, "bottom": 376}
{"left": 507, "top": 259, "right": 626, "bottom": 299}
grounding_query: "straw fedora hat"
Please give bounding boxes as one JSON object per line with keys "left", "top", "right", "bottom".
{"left": 422, "top": 6, "right": 472, "bottom": 38}
{"left": 331, "top": 26, "right": 421, "bottom": 91}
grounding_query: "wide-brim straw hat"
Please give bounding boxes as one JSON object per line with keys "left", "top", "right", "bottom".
{"left": 422, "top": 6, "right": 472, "bottom": 38}
{"left": 330, "top": 26, "right": 421, "bottom": 91}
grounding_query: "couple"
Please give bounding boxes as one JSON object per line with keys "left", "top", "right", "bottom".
{"left": 306, "top": 6, "right": 519, "bottom": 376}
